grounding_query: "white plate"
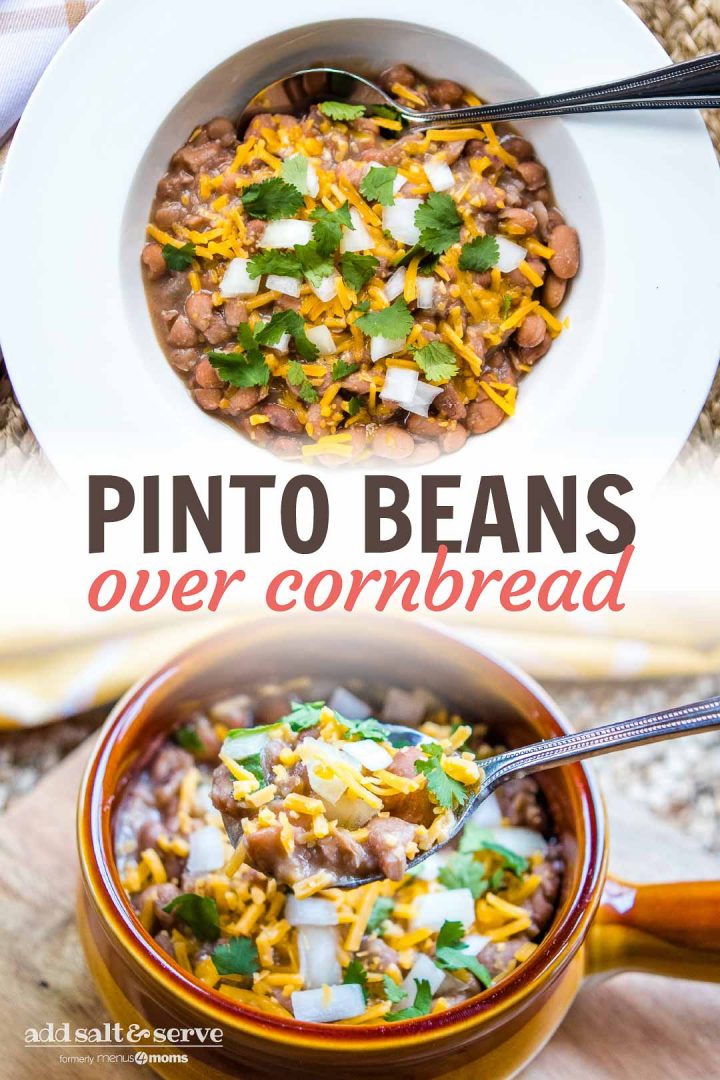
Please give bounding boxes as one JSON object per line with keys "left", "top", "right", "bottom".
{"left": 0, "top": 0, "right": 718, "bottom": 482}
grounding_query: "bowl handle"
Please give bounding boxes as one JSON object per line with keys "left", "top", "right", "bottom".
{"left": 585, "top": 875, "right": 720, "bottom": 981}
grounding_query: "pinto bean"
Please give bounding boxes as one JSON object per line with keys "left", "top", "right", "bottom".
{"left": 471, "top": 177, "right": 504, "bottom": 212}
{"left": 154, "top": 202, "right": 185, "bottom": 230}
{"left": 194, "top": 357, "right": 224, "bottom": 389}
{"left": 204, "top": 313, "right": 232, "bottom": 345}
{"left": 223, "top": 297, "right": 248, "bottom": 329}
{"left": 465, "top": 396, "right": 505, "bottom": 434}
{"left": 500, "top": 134, "right": 534, "bottom": 161}
{"left": 547, "top": 208, "right": 565, "bottom": 230}
{"left": 193, "top": 388, "right": 223, "bottom": 410}
{"left": 185, "top": 291, "right": 213, "bottom": 332}
{"left": 516, "top": 314, "right": 546, "bottom": 349}
{"left": 141, "top": 243, "right": 167, "bottom": 280}
{"left": 380, "top": 64, "right": 417, "bottom": 90}
{"left": 542, "top": 272, "right": 567, "bottom": 310}
{"left": 170, "top": 348, "right": 198, "bottom": 372}
{"left": 206, "top": 117, "right": 237, "bottom": 145}
{"left": 270, "top": 436, "right": 303, "bottom": 458}
{"left": 516, "top": 160, "right": 547, "bottom": 190}
{"left": 226, "top": 387, "right": 262, "bottom": 415}
{"left": 167, "top": 315, "right": 198, "bottom": 348}
{"left": 548, "top": 225, "right": 579, "bottom": 279}
{"left": 430, "top": 79, "right": 465, "bottom": 106}
{"left": 517, "top": 329, "right": 552, "bottom": 366}
{"left": 274, "top": 294, "right": 301, "bottom": 312}
{"left": 371, "top": 424, "right": 415, "bottom": 460}
{"left": 534, "top": 187, "right": 551, "bottom": 205}
{"left": 435, "top": 381, "right": 467, "bottom": 420}
{"left": 172, "top": 140, "right": 224, "bottom": 174}
{"left": 500, "top": 207, "right": 537, "bottom": 233}
{"left": 406, "top": 414, "right": 441, "bottom": 439}
{"left": 507, "top": 257, "right": 546, "bottom": 288}
{"left": 157, "top": 169, "right": 193, "bottom": 200}
{"left": 260, "top": 403, "right": 303, "bottom": 434}
{"left": 440, "top": 424, "right": 468, "bottom": 454}
{"left": 406, "top": 441, "right": 441, "bottom": 466}
{"left": 465, "top": 326, "right": 486, "bottom": 361}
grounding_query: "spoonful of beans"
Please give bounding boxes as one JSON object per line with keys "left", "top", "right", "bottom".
{"left": 218, "top": 695, "right": 720, "bottom": 890}
{"left": 238, "top": 53, "right": 720, "bottom": 133}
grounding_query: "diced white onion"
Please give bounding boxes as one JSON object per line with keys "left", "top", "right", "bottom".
{"left": 221, "top": 728, "right": 274, "bottom": 761}
{"left": 321, "top": 793, "right": 377, "bottom": 829}
{"left": 495, "top": 235, "right": 526, "bottom": 273}
{"left": 383, "top": 266, "right": 406, "bottom": 302}
{"left": 409, "top": 849, "right": 452, "bottom": 881}
{"left": 306, "top": 760, "right": 346, "bottom": 804}
{"left": 193, "top": 780, "right": 213, "bottom": 816}
{"left": 291, "top": 983, "right": 366, "bottom": 1023}
{"left": 282, "top": 153, "right": 318, "bottom": 197}
{"left": 383, "top": 198, "right": 423, "bottom": 245}
{"left": 411, "top": 888, "right": 475, "bottom": 930}
{"left": 219, "top": 258, "right": 260, "bottom": 298}
{"left": 404, "top": 380, "right": 443, "bottom": 418}
{"left": 185, "top": 826, "right": 225, "bottom": 875}
{"left": 340, "top": 739, "right": 393, "bottom": 772}
{"left": 467, "top": 793, "right": 503, "bottom": 829}
{"left": 476, "top": 826, "right": 548, "bottom": 858}
{"left": 340, "top": 207, "right": 373, "bottom": 253}
{"left": 424, "top": 158, "right": 455, "bottom": 192}
{"left": 265, "top": 274, "right": 301, "bottom": 298}
{"left": 371, "top": 336, "right": 407, "bottom": 364}
{"left": 306, "top": 324, "right": 336, "bottom": 355}
{"left": 327, "top": 687, "right": 372, "bottom": 720}
{"left": 297, "top": 926, "right": 342, "bottom": 990}
{"left": 381, "top": 366, "right": 418, "bottom": 403}
{"left": 463, "top": 933, "right": 492, "bottom": 955}
{"left": 260, "top": 219, "right": 313, "bottom": 249}
{"left": 415, "top": 276, "right": 435, "bottom": 310}
{"left": 268, "top": 332, "right": 290, "bottom": 354}
{"left": 311, "top": 273, "right": 339, "bottom": 303}
{"left": 286, "top": 896, "right": 339, "bottom": 927}
{"left": 302, "top": 738, "right": 357, "bottom": 803}
{"left": 394, "top": 954, "right": 445, "bottom": 1010}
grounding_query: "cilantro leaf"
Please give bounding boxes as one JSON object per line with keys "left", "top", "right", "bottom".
{"left": 241, "top": 177, "right": 304, "bottom": 220}
{"left": 434, "top": 921, "right": 493, "bottom": 988}
{"left": 310, "top": 202, "right": 352, "bottom": 254}
{"left": 175, "top": 725, "right": 203, "bottom": 754}
{"left": 412, "top": 342, "right": 458, "bottom": 383}
{"left": 387, "top": 979, "right": 433, "bottom": 1021}
{"left": 353, "top": 299, "right": 371, "bottom": 313}
{"left": 284, "top": 701, "right": 325, "bottom": 732}
{"left": 368, "top": 103, "right": 404, "bottom": 124}
{"left": 255, "top": 310, "right": 318, "bottom": 362}
{"left": 340, "top": 252, "right": 379, "bottom": 293}
{"left": 212, "top": 936, "right": 260, "bottom": 977}
{"left": 347, "top": 395, "right": 363, "bottom": 416}
{"left": 414, "top": 193, "right": 462, "bottom": 255}
{"left": 247, "top": 250, "right": 304, "bottom": 280}
{"left": 458, "top": 828, "right": 530, "bottom": 877}
{"left": 331, "top": 359, "right": 359, "bottom": 381}
{"left": 367, "top": 895, "right": 394, "bottom": 933}
{"left": 360, "top": 166, "right": 398, "bottom": 207}
{"left": 319, "top": 101, "right": 366, "bottom": 121}
{"left": 162, "top": 242, "right": 196, "bottom": 271}
{"left": 280, "top": 153, "right": 312, "bottom": 195}
{"left": 287, "top": 360, "right": 319, "bottom": 404}
{"left": 207, "top": 348, "right": 269, "bottom": 388}
{"left": 394, "top": 243, "right": 440, "bottom": 274}
{"left": 236, "top": 322, "right": 265, "bottom": 362}
{"left": 343, "top": 959, "right": 369, "bottom": 1003}
{"left": 164, "top": 894, "right": 220, "bottom": 941}
{"left": 414, "top": 742, "right": 470, "bottom": 810}
{"left": 458, "top": 234, "right": 500, "bottom": 273}
{"left": 294, "top": 241, "right": 335, "bottom": 288}
{"left": 241, "top": 752, "right": 266, "bottom": 786}
{"left": 437, "top": 853, "right": 489, "bottom": 899}
{"left": 382, "top": 975, "right": 407, "bottom": 1004}
{"left": 355, "top": 296, "right": 413, "bottom": 340}
{"left": 500, "top": 293, "right": 513, "bottom": 320}
{"left": 338, "top": 715, "right": 390, "bottom": 742}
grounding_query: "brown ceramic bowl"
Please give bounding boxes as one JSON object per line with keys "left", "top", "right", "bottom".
{"left": 77, "top": 617, "right": 720, "bottom": 1079}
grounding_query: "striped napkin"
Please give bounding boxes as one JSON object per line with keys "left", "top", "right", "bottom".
{"left": 0, "top": 0, "right": 98, "bottom": 148}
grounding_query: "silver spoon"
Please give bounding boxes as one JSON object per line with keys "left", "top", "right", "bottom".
{"left": 239, "top": 53, "right": 720, "bottom": 133}
{"left": 222, "top": 694, "right": 720, "bottom": 888}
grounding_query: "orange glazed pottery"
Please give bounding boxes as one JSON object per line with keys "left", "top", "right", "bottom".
{"left": 77, "top": 617, "right": 720, "bottom": 1079}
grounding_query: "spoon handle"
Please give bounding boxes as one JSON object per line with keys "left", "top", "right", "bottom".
{"left": 405, "top": 51, "right": 720, "bottom": 126}
{"left": 482, "top": 696, "right": 720, "bottom": 790}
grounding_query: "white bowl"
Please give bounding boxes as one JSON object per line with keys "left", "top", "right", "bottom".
{"left": 0, "top": 0, "right": 718, "bottom": 483}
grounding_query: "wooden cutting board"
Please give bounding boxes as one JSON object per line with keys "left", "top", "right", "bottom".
{"left": 0, "top": 740, "right": 717, "bottom": 1080}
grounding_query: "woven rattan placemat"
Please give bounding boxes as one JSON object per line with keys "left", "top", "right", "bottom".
{"left": 0, "top": 0, "right": 718, "bottom": 477}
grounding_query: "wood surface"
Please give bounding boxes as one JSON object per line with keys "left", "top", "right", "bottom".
{"left": 0, "top": 741, "right": 717, "bottom": 1079}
